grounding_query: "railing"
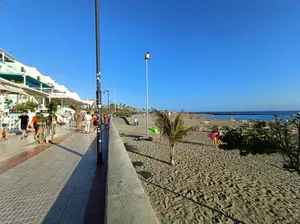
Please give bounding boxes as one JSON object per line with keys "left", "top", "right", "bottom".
{"left": 0, "top": 62, "right": 20, "bottom": 74}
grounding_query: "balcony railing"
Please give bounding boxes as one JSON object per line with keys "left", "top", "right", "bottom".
{"left": 0, "top": 62, "right": 20, "bottom": 74}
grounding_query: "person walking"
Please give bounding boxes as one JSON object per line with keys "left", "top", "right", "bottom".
{"left": 92, "top": 113, "right": 98, "bottom": 134}
{"left": 104, "top": 115, "right": 109, "bottom": 129}
{"left": 68, "top": 111, "right": 73, "bottom": 127}
{"left": 19, "top": 110, "right": 29, "bottom": 139}
{"left": 84, "top": 112, "right": 92, "bottom": 134}
{"left": 32, "top": 113, "right": 40, "bottom": 140}
{"left": 1, "top": 112, "right": 10, "bottom": 140}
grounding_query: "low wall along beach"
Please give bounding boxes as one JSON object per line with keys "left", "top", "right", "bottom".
{"left": 105, "top": 119, "right": 159, "bottom": 224}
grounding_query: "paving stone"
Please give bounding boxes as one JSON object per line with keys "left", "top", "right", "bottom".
{"left": 0, "top": 130, "right": 102, "bottom": 224}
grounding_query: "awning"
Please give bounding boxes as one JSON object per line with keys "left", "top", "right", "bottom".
{"left": 2, "top": 84, "right": 29, "bottom": 95}
{"left": 0, "top": 73, "right": 52, "bottom": 88}
{"left": 0, "top": 83, "right": 10, "bottom": 92}
{"left": 23, "top": 86, "right": 49, "bottom": 98}
{"left": 49, "top": 94, "right": 84, "bottom": 105}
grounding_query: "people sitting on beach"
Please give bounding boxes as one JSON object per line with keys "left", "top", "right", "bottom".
{"left": 210, "top": 131, "right": 217, "bottom": 147}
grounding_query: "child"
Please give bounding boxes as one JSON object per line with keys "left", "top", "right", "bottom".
{"left": 210, "top": 131, "right": 217, "bottom": 147}
{"left": 1, "top": 112, "right": 10, "bottom": 140}
{"left": 217, "top": 129, "right": 223, "bottom": 146}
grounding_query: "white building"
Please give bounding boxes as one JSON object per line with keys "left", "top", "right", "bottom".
{"left": 0, "top": 48, "right": 84, "bottom": 111}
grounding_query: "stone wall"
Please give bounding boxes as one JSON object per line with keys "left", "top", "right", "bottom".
{"left": 105, "top": 120, "right": 159, "bottom": 224}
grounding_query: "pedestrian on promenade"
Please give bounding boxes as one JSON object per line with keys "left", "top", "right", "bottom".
{"left": 84, "top": 112, "right": 92, "bottom": 134}
{"left": 32, "top": 113, "right": 40, "bottom": 140}
{"left": 104, "top": 114, "right": 109, "bottom": 129}
{"left": 92, "top": 113, "right": 98, "bottom": 134}
{"left": 68, "top": 111, "right": 73, "bottom": 127}
{"left": 46, "top": 114, "right": 56, "bottom": 142}
{"left": 1, "top": 112, "right": 10, "bottom": 140}
{"left": 19, "top": 110, "right": 29, "bottom": 139}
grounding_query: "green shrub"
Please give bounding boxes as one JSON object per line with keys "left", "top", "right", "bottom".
{"left": 222, "top": 121, "right": 278, "bottom": 154}
{"left": 15, "top": 101, "right": 39, "bottom": 112}
{"left": 222, "top": 112, "right": 300, "bottom": 171}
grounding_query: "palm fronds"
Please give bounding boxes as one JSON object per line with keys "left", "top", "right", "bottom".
{"left": 155, "top": 109, "right": 199, "bottom": 165}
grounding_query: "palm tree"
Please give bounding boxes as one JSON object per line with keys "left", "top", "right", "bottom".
{"left": 155, "top": 110, "right": 199, "bottom": 165}
{"left": 48, "top": 101, "right": 58, "bottom": 142}
{"left": 85, "top": 103, "right": 96, "bottom": 114}
{"left": 72, "top": 105, "right": 83, "bottom": 128}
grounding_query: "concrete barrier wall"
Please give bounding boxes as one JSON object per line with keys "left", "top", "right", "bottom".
{"left": 105, "top": 120, "right": 159, "bottom": 224}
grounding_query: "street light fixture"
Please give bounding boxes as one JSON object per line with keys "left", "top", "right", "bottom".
{"left": 95, "top": 0, "right": 103, "bottom": 164}
{"left": 144, "top": 52, "right": 151, "bottom": 138}
{"left": 103, "top": 90, "right": 110, "bottom": 114}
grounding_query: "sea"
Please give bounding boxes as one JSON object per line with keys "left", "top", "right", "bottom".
{"left": 197, "top": 111, "right": 299, "bottom": 122}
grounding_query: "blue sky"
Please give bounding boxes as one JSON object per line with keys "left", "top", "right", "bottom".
{"left": 1, "top": 0, "right": 300, "bottom": 111}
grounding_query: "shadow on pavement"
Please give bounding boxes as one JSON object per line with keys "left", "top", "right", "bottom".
{"left": 43, "top": 129, "right": 108, "bottom": 224}
{"left": 51, "top": 143, "right": 84, "bottom": 157}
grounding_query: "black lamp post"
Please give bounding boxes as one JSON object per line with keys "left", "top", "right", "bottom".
{"left": 95, "top": 0, "right": 103, "bottom": 164}
{"left": 144, "top": 52, "right": 151, "bottom": 138}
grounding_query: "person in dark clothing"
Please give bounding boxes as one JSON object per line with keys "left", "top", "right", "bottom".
{"left": 32, "top": 113, "right": 40, "bottom": 140}
{"left": 19, "top": 111, "right": 29, "bottom": 139}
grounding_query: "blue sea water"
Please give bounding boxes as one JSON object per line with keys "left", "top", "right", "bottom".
{"left": 198, "top": 111, "right": 299, "bottom": 122}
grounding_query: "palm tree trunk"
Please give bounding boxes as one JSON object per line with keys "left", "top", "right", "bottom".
{"left": 51, "top": 123, "right": 54, "bottom": 142}
{"left": 39, "top": 124, "right": 43, "bottom": 144}
{"left": 170, "top": 146, "right": 175, "bottom": 165}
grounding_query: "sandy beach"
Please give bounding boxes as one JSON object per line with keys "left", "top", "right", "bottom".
{"left": 114, "top": 115, "right": 300, "bottom": 224}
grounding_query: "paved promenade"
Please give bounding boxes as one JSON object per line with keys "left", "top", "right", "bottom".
{"left": 0, "top": 127, "right": 107, "bottom": 224}
{"left": 0, "top": 126, "right": 72, "bottom": 163}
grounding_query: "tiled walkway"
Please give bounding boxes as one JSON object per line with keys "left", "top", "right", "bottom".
{"left": 0, "top": 128, "right": 108, "bottom": 224}
{"left": 0, "top": 126, "right": 72, "bottom": 163}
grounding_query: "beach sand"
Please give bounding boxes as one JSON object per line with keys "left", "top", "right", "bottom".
{"left": 114, "top": 116, "right": 300, "bottom": 224}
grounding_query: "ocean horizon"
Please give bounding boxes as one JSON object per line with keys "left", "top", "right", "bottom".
{"left": 194, "top": 110, "right": 299, "bottom": 122}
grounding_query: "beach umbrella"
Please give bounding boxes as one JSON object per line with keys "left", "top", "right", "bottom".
{"left": 148, "top": 127, "right": 160, "bottom": 134}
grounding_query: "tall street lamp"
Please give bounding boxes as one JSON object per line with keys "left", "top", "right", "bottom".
{"left": 144, "top": 52, "right": 151, "bottom": 138}
{"left": 103, "top": 90, "right": 110, "bottom": 114}
{"left": 114, "top": 86, "right": 117, "bottom": 113}
{"left": 95, "top": 0, "right": 103, "bottom": 164}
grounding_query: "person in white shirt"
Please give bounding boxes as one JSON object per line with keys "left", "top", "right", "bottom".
{"left": 1, "top": 112, "right": 10, "bottom": 140}
{"left": 85, "top": 112, "right": 92, "bottom": 134}
{"left": 134, "top": 118, "right": 138, "bottom": 126}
